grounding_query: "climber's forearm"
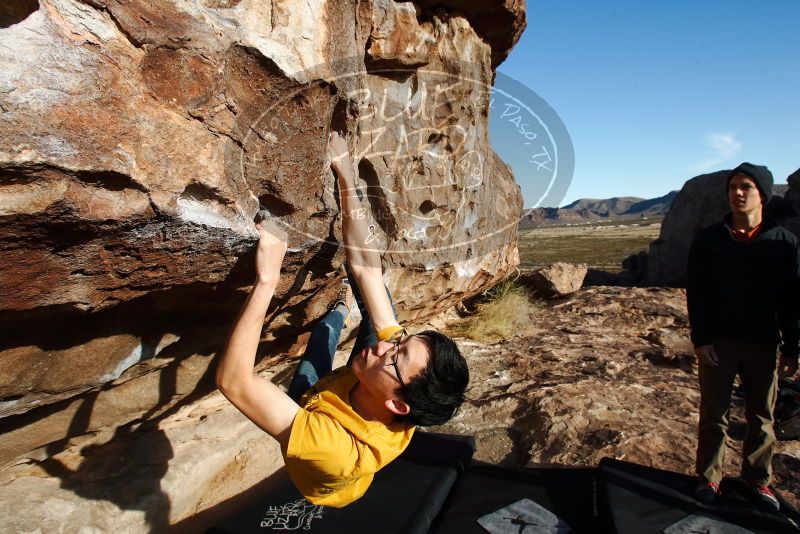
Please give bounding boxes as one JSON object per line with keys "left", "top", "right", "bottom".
{"left": 334, "top": 159, "right": 381, "bottom": 270}
{"left": 333, "top": 163, "right": 398, "bottom": 332}
{"left": 218, "top": 218, "right": 287, "bottom": 392}
{"left": 217, "top": 281, "right": 275, "bottom": 392}
{"left": 329, "top": 131, "right": 398, "bottom": 331}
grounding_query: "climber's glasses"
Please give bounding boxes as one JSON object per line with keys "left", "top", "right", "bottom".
{"left": 384, "top": 332, "right": 408, "bottom": 388}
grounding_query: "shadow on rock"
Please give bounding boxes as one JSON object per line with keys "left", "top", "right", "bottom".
{"left": 36, "top": 382, "right": 177, "bottom": 530}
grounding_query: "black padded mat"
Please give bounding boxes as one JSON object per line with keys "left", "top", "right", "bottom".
{"left": 432, "top": 463, "right": 604, "bottom": 534}
{"left": 208, "top": 432, "right": 475, "bottom": 534}
{"left": 599, "top": 457, "right": 800, "bottom": 534}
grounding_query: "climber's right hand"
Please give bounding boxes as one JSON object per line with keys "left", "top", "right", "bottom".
{"left": 255, "top": 220, "right": 288, "bottom": 286}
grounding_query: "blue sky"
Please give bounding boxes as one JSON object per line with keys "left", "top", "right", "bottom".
{"left": 492, "top": 1, "right": 800, "bottom": 208}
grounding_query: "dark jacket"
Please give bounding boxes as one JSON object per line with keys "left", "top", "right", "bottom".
{"left": 686, "top": 215, "right": 800, "bottom": 359}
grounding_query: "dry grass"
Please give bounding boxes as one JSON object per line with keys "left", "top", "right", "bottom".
{"left": 450, "top": 276, "right": 541, "bottom": 342}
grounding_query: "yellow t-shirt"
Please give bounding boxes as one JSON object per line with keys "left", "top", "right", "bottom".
{"left": 282, "top": 366, "right": 415, "bottom": 507}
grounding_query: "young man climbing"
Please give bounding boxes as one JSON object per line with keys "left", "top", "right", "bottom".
{"left": 216, "top": 131, "right": 469, "bottom": 507}
{"left": 687, "top": 162, "right": 800, "bottom": 510}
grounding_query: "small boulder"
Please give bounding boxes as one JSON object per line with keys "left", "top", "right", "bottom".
{"left": 524, "top": 262, "right": 587, "bottom": 298}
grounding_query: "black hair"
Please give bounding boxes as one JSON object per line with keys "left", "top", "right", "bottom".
{"left": 395, "top": 330, "right": 469, "bottom": 427}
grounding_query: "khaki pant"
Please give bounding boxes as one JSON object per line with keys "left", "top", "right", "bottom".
{"left": 696, "top": 338, "right": 779, "bottom": 486}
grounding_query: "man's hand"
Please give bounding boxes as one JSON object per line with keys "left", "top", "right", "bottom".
{"left": 779, "top": 356, "right": 799, "bottom": 378}
{"left": 694, "top": 344, "right": 719, "bottom": 367}
{"left": 328, "top": 131, "right": 351, "bottom": 173}
{"left": 255, "top": 220, "right": 288, "bottom": 286}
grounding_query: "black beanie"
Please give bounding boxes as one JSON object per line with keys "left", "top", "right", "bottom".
{"left": 727, "top": 162, "right": 774, "bottom": 203}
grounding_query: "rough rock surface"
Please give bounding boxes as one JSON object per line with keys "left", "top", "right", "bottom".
{"left": 522, "top": 261, "right": 587, "bottom": 298}
{"left": 0, "top": 0, "right": 525, "bottom": 456}
{"left": 645, "top": 170, "right": 798, "bottom": 286}
{"left": 0, "top": 365, "right": 290, "bottom": 532}
{"left": 435, "top": 286, "right": 800, "bottom": 508}
{"left": 414, "top": 0, "right": 526, "bottom": 69}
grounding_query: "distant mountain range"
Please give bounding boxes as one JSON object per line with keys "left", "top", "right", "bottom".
{"left": 520, "top": 184, "right": 791, "bottom": 228}
{"left": 519, "top": 191, "right": 679, "bottom": 228}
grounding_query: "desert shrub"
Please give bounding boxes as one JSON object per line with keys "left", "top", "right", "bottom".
{"left": 450, "top": 273, "right": 540, "bottom": 342}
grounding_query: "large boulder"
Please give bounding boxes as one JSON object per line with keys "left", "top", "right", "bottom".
{"left": 643, "top": 170, "right": 729, "bottom": 287}
{"left": 644, "top": 170, "right": 797, "bottom": 287}
{"left": 0, "top": 0, "right": 525, "bottom": 472}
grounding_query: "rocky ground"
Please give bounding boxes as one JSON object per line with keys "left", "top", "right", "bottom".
{"left": 0, "top": 286, "right": 797, "bottom": 532}
{"left": 436, "top": 286, "right": 800, "bottom": 509}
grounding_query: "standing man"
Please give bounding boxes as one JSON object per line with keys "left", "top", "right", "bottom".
{"left": 215, "top": 131, "right": 469, "bottom": 507}
{"left": 687, "top": 162, "right": 800, "bottom": 509}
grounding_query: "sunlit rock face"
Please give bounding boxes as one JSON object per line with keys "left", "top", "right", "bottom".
{"left": 0, "top": 0, "right": 525, "bottom": 469}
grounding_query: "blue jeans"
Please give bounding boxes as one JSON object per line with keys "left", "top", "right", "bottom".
{"left": 287, "top": 268, "right": 396, "bottom": 402}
